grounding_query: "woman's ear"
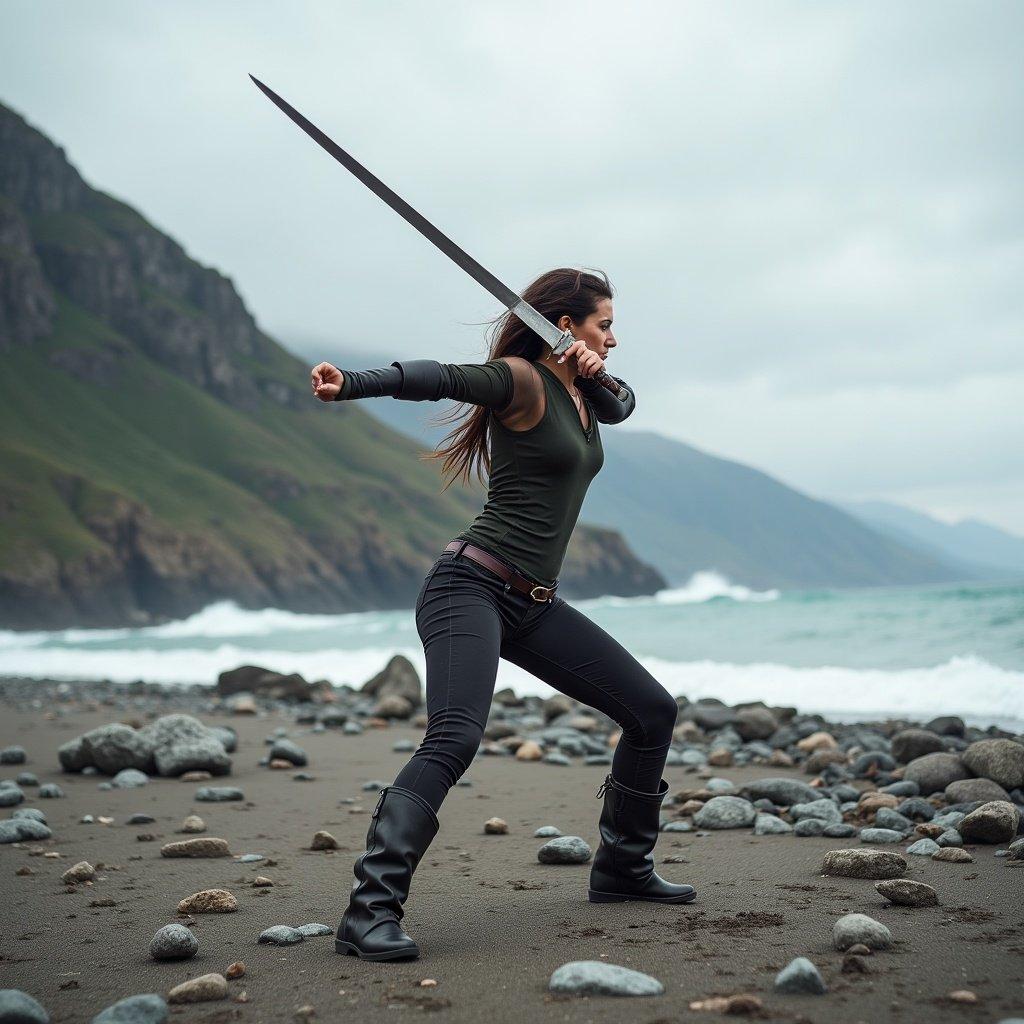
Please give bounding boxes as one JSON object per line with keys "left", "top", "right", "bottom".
{"left": 557, "top": 314, "right": 573, "bottom": 332}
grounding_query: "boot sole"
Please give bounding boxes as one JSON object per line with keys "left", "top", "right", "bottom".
{"left": 588, "top": 888, "right": 697, "bottom": 904}
{"left": 335, "top": 938, "right": 420, "bottom": 961}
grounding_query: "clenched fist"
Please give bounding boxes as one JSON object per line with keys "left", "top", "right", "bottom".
{"left": 311, "top": 361, "right": 345, "bottom": 402}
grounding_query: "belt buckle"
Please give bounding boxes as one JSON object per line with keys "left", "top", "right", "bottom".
{"left": 529, "top": 584, "right": 553, "bottom": 603}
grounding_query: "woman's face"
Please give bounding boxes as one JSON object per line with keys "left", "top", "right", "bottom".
{"left": 558, "top": 298, "right": 617, "bottom": 360}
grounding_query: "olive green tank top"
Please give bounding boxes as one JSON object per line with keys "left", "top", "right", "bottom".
{"left": 455, "top": 361, "right": 605, "bottom": 587}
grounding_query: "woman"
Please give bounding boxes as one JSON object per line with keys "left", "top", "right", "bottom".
{"left": 310, "top": 268, "right": 696, "bottom": 963}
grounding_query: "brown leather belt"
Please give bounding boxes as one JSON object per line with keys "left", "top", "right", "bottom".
{"left": 444, "top": 539, "right": 557, "bottom": 603}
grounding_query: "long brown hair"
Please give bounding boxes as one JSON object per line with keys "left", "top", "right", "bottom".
{"left": 420, "top": 267, "right": 614, "bottom": 491}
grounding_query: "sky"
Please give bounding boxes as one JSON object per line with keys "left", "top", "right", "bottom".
{"left": 3, "top": 1, "right": 1023, "bottom": 534}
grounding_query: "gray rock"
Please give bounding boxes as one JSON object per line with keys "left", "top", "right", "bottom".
{"left": 0, "top": 746, "right": 27, "bottom": 764}
{"left": 0, "top": 990, "right": 49, "bottom": 1023}
{"left": 859, "top": 828, "right": 904, "bottom": 844}
{"left": 269, "top": 739, "right": 307, "bottom": 767}
{"left": 962, "top": 739, "right": 1024, "bottom": 790}
{"left": 91, "top": 994, "right": 168, "bottom": 1024}
{"left": 946, "top": 777, "right": 1010, "bottom": 804}
{"left": 258, "top": 925, "right": 304, "bottom": 945}
{"left": 937, "top": 829, "right": 963, "bottom": 847}
{"left": 12, "top": 808, "right": 46, "bottom": 823}
{"left": 138, "top": 715, "right": 230, "bottom": 778}
{"left": 833, "top": 912, "right": 893, "bottom": 951}
{"left": 195, "top": 786, "right": 244, "bottom": 802}
{"left": 58, "top": 737, "right": 89, "bottom": 773}
{"left": 0, "top": 786, "right": 24, "bottom": 807}
{"left": 660, "top": 820, "right": 692, "bottom": 832}
{"left": 537, "top": 836, "right": 592, "bottom": 864}
{"left": 903, "top": 752, "right": 970, "bottom": 795}
{"left": 238, "top": 853, "right": 264, "bottom": 863}
{"left": 875, "top": 878, "right": 938, "bottom": 907}
{"left": 791, "top": 799, "right": 843, "bottom": 824}
{"left": 15, "top": 773, "right": 38, "bottom": 787}
{"left": 926, "top": 715, "right": 965, "bottom": 736}
{"left": 895, "top": 797, "right": 935, "bottom": 822}
{"left": 295, "top": 923, "right": 333, "bottom": 937}
{"left": 208, "top": 727, "right": 237, "bottom": 754}
{"left": 823, "top": 823, "right": 858, "bottom": 838}
{"left": 548, "top": 960, "right": 664, "bottom": 996}
{"left": 880, "top": 780, "right": 920, "bottom": 797}
{"left": 822, "top": 848, "right": 906, "bottom": 879}
{"left": 874, "top": 808, "right": 913, "bottom": 832}
{"left": 80, "top": 724, "right": 154, "bottom": 775}
{"left": 957, "top": 800, "right": 1021, "bottom": 844}
{"left": 851, "top": 751, "right": 896, "bottom": 777}
{"left": 906, "top": 837, "right": 941, "bottom": 856}
{"left": 8, "top": 819, "right": 51, "bottom": 841}
{"left": 891, "top": 729, "right": 944, "bottom": 763}
{"left": 38, "top": 784, "right": 63, "bottom": 799}
{"left": 754, "top": 813, "right": 793, "bottom": 835}
{"left": 735, "top": 706, "right": 777, "bottom": 741}
{"left": 705, "top": 777, "right": 736, "bottom": 794}
{"left": 149, "top": 924, "right": 198, "bottom": 961}
{"left": 774, "top": 956, "right": 827, "bottom": 994}
{"left": 794, "top": 818, "right": 826, "bottom": 837}
{"left": 932, "top": 810, "right": 966, "bottom": 829}
{"left": 126, "top": 813, "right": 155, "bottom": 825}
{"left": 741, "top": 777, "right": 818, "bottom": 806}
{"left": 693, "top": 796, "right": 756, "bottom": 829}
{"left": 111, "top": 769, "right": 149, "bottom": 789}
{"left": 534, "top": 825, "right": 562, "bottom": 838}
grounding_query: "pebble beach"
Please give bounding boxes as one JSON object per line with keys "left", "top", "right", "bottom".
{"left": 1, "top": 669, "right": 1022, "bottom": 1024}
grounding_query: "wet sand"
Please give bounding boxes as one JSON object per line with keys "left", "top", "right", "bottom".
{"left": 2, "top": 704, "right": 1023, "bottom": 1023}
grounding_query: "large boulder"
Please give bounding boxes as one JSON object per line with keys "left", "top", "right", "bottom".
{"left": 945, "top": 778, "right": 1010, "bottom": 805}
{"left": 361, "top": 654, "right": 423, "bottom": 709}
{"left": 961, "top": 739, "right": 1024, "bottom": 791}
{"left": 902, "top": 752, "right": 970, "bottom": 795}
{"left": 890, "top": 729, "right": 944, "bottom": 764}
{"left": 80, "top": 724, "right": 155, "bottom": 775}
{"left": 138, "top": 715, "right": 231, "bottom": 777}
{"left": 957, "top": 800, "right": 1020, "bottom": 844}
{"left": 684, "top": 699, "right": 738, "bottom": 731}
{"left": 217, "top": 664, "right": 316, "bottom": 701}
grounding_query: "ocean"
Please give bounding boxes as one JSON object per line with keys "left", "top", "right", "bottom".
{"left": 2, "top": 572, "right": 1022, "bottom": 731}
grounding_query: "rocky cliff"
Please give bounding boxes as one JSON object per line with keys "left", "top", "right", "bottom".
{"left": 0, "top": 100, "right": 665, "bottom": 629}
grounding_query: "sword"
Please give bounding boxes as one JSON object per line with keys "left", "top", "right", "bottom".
{"left": 249, "top": 74, "right": 628, "bottom": 402}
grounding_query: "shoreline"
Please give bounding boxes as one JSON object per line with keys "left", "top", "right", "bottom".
{"left": 1, "top": 674, "right": 1022, "bottom": 1023}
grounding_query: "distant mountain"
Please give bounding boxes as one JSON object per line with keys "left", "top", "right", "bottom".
{"left": 840, "top": 500, "right": 1024, "bottom": 579}
{"left": 0, "top": 100, "right": 663, "bottom": 630}
{"left": 287, "top": 338, "right": 978, "bottom": 591}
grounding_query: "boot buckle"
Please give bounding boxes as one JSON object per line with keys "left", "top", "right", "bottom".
{"left": 595, "top": 776, "right": 611, "bottom": 800}
{"left": 372, "top": 788, "right": 387, "bottom": 818}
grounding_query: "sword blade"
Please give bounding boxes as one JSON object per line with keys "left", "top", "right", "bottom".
{"left": 247, "top": 72, "right": 637, "bottom": 402}
{"left": 249, "top": 74, "right": 567, "bottom": 349}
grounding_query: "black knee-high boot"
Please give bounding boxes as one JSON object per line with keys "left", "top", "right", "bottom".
{"left": 588, "top": 773, "right": 697, "bottom": 904}
{"left": 335, "top": 784, "right": 440, "bottom": 960}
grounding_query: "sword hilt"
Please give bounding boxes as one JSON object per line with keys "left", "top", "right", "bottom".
{"left": 551, "top": 329, "right": 631, "bottom": 403}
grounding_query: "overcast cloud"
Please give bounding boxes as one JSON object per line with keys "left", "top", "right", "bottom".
{"left": 3, "top": 1, "right": 1022, "bottom": 532}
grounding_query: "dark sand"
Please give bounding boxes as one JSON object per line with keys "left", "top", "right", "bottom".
{"left": 2, "top": 705, "right": 1023, "bottom": 1023}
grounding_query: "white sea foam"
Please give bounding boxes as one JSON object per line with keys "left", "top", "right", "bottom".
{"left": 598, "top": 570, "right": 780, "bottom": 608}
{"left": 1, "top": 639, "right": 1020, "bottom": 730}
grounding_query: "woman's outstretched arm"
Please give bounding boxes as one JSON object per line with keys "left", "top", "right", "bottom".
{"left": 314, "top": 358, "right": 516, "bottom": 411}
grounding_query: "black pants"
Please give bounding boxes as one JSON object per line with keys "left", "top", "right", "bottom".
{"left": 391, "top": 546, "right": 679, "bottom": 815}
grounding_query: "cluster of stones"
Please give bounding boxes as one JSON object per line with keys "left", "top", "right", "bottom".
{"left": 57, "top": 714, "right": 236, "bottom": 778}
{"left": 654, "top": 711, "right": 1022, "bottom": 851}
